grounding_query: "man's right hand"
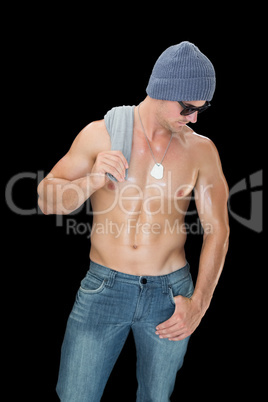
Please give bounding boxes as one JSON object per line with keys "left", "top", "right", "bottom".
{"left": 90, "top": 150, "right": 129, "bottom": 190}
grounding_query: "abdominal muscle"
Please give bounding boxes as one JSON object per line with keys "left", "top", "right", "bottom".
{"left": 89, "top": 195, "right": 189, "bottom": 276}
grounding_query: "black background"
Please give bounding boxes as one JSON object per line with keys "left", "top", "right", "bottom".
{"left": 4, "top": 7, "right": 264, "bottom": 402}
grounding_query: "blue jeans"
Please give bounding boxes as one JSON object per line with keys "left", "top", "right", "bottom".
{"left": 56, "top": 261, "right": 194, "bottom": 402}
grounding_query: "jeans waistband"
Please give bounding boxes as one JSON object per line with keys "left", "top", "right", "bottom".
{"left": 89, "top": 260, "right": 190, "bottom": 294}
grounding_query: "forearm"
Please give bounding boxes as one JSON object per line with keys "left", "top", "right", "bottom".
{"left": 38, "top": 174, "right": 97, "bottom": 215}
{"left": 191, "top": 228, "right": 229, "bottom": 314}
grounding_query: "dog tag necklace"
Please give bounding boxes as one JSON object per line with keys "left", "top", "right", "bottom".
{"left": 138, "top": 103, "right": 173, "bottom": 180}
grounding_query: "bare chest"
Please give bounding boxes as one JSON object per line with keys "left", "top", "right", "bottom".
{"left": 92, "top": 133, "right": 198, "bottom": 216}
{"left": 131, "top": 129, "right": 197, "bottom": 188}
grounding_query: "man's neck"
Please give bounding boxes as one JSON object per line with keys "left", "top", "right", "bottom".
{"left": 137, "top": 97, "right": 173, "bottom": 141}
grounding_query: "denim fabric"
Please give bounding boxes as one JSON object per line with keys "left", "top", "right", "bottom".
{"left": 56, "top": 261, "right": 194, "bottom": 402}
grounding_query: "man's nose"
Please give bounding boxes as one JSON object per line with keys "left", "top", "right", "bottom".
{"left": 186, "top": 111, "right": 198, "bottom": 123}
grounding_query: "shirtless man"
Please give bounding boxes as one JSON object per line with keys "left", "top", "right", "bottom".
{"left": 38, "top": 42, "right": 229, "bottom": 401}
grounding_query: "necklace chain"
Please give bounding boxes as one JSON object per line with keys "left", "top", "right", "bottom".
{"left": 137, "top": 103, "right": 173, "bottom": 166}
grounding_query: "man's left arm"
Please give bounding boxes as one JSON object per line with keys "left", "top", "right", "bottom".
{"left": 156, "top": 139, "right": 230, "bottom": 341}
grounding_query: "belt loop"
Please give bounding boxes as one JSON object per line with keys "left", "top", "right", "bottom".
{"left": 161, "top": 276, "right": 169, "bottom": 294}
{"left": 106, "top": 270, "right": 116, "bottom": 288}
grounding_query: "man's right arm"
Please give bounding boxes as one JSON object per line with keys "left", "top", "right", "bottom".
{"left": 37, "top": 120, "right": 128, "bottom": 215}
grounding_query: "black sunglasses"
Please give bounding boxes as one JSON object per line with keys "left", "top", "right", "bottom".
{"left": 178, "top": 101, "right": 211, "bottom": 116}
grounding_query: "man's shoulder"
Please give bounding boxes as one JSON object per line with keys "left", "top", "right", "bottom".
{"left": 70, "top": 120, "right": 111, "bottom": 158}
{"left": 184, "top": 126, "right": 211, "bottom": 145}
{"left": 80, "top": 119, "right": 107, "bottom": 136}
{"left": 184, "top": 128, "right": 221, "bottom": 168}
{"left": 186, "top": 126, "right": 216, "bottom": 148}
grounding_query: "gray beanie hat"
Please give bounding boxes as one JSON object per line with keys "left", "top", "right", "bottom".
{"left": 146, "top": 41, "right": 216, "bottom": 101}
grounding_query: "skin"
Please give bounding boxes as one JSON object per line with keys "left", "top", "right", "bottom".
{"left": 38, "top": 96, "right": 230, "bottom": 341}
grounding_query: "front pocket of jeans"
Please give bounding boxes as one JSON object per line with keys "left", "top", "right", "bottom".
{"left": 168, "top": 286, "right": 176, "bottom": 306}
{"left": 79, "top": 273, "right": 107, "bottom": 294}
{"left": 168, "top": 275, "right": 194, "bottom": 306}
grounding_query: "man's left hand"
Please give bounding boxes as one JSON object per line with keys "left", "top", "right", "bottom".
{"left": 155, "top": 296, "right": 203, "bottom": 341}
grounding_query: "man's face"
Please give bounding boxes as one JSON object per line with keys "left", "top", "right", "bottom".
{"left": 157, "top": 100, "right": 207, "bottom": 132}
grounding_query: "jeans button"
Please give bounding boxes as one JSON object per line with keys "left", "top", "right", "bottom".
{"left": 141, "top": 278, "right": 147, "bottom": 284}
